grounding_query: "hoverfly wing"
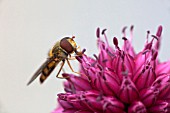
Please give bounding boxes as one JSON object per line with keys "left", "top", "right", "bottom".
{"left": 27, "top": 57, "right": 55, "bottom": 85}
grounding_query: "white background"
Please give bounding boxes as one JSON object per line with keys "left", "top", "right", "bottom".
{"left": 0, "top": 0, "right": 170, "bottom": 113}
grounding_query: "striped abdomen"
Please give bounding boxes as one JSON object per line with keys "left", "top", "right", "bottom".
{"left": 40, "top": 60, "right": 58, "bottom": 83}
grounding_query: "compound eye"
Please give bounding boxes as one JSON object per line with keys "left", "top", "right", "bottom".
{"left": 60, "top": 38, "right": 74, "bottom": 53}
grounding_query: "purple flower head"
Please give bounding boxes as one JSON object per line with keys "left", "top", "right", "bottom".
{"left": 52, "top": 26, "right": 170, "bottom": 113}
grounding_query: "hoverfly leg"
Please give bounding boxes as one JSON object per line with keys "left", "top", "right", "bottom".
{"left": 56, "top": 60, "right": 69, "bottom": 79}
{"left": 66, "top": 58, "right": 91, "bottom": 82}
{"left": 68, "top": 52, "right": 83, "bottom": 60}
{"left": 66, "top": 58, "right": 78, "bottom": 74}
{"left": 68, "top": 56, "right": 76, "bottom": 60}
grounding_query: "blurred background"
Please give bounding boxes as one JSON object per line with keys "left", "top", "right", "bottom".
{"left": 0, "top": 0, "right": 170, "bottom": 113}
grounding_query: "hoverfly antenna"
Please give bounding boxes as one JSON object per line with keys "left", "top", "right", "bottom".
{"left": 72, "top": 36, "right": 75, "bottom": 39}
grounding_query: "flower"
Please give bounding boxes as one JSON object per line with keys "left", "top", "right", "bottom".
{"left": 52, "top": 26, "right": 170, "bottom": 113}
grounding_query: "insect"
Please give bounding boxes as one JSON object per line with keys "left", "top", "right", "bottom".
{"left": 27, "top": 36, "right": 84, "bottom": 85}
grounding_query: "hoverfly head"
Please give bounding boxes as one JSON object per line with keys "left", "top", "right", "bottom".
{"left": 60, "top": 36, "right": 77, "bottom": 54}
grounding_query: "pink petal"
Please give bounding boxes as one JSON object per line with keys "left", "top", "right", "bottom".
{"left": 90, "top": 69, "right": 120, "bottom": 96}
{"left": 133, "top": 52, "right": 151, "bottom": 80}
{"left": 81, "top": 90, "right": 103, "bottom": 111}
{"left": 102, "top": 97, "right": 124, "bottom": 113}
{"left": 58, "top": 91, "right": 103, "bottom": 112}
{"left": 109, "top": 54, "right": 124, "bottom": 81}
{"left": 51, "top": 107, "right": 63, "bottom": 113}
{"left": 93, "top": 71, "right": 114, "bottom": 95}
{"left": 152, "top": 74, "right": 170, "bottom": 99}
{"left": 78, "top": 55, "right": 95, "bottom": 72}
{"left": 140, "top": 87, "right": 159, "bottom": 107}
{"left": 97, "top": 39, "right": 114, "bottom": 68}
{"left": 156, "top": 25, "right": 163, "bottom": 37}
{"left": 133, "top": 53, "right": 146, "bottom": 79}
{"left": 128, "top": 101, "right": 147, "bottom": 113}
{"left": 133, "top": 65, "right": 156, "bottom": 90}
{"left": 119, "top": 75, "right": 139, "bottom": 104}
{"left": 148, "top": 100, "right": 168, "bottom": 113}
{"left": 72, "top": 110, "right": 93, "bottom": 113}
{"left": 156, "top": 61, "right": 170, "bottom": 76}
{"left": 63, "top": 73, "right": 92, "bottom": 92}
{"left": 62, "top": 109, "right": 78, "bottom": 113}
{"left": 104, "top": 71, "right": 121, "bottom": 96}
{"left": 124, "top": 40, "right": 136, "bottom": 57}
{"left": 64, "top": 81, "right": 73, "bottom": 93}
{"left": 58, "top": 99, "right": 74, "bottom": 109}
{"left": 123, "top": 53, "right": 135, "bottom": 78}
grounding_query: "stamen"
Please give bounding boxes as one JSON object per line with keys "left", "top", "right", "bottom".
{"left": 122, "top": 37, "right": 127, "bottom": 41}
{"left": 97, "top": 64, "right": 103, "bottom": 71}
{"left": 113, "top": 37, "right": 121, "bottom": 51}
{"left": 151, "top": 35, "right": 158, "bottom": 40}
{"left": 102, "top": 29, "right": 107, "bottom": 35}
{"left": 93, "top": 54, "right": 98, "bottom": 60}
{"left": 96, "top": 27, "right": 100, "bottom": 38}
{"left": 122, "top": 26, "right": 127, "bottom": 37}
{"left": 146, "top": 30, "right": 150, "bottom": 44}
{"left": 102, "top": 29, "right": 109, "bottom": 47}
{"left": 82, "top": 49, "right": 86, "bottom": 54}
{"left": 106, "top": 49, "right": 115, "bottom": 57}
{"left": 130, "top": 25, "right": 134, "bottom": 41}
{"left": 130, "top": 25, "right": 134, "bottom": 32}
{"left": 113, "top": 37, "right": 118, "bottom": 46}
{"left": 122, "top": 37, "right": 128, "bottom": 51}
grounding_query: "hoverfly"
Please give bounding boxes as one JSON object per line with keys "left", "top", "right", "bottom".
{"left": 27, "top": 36, "right": 84, "bottom": 85}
